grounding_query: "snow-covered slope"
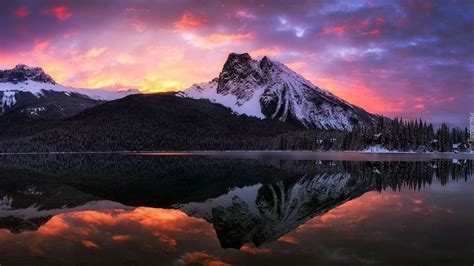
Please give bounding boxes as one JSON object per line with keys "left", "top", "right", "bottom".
{"left": 0, "top": 64, "right": 138, "bottom": 119}
{"left": 180, "top": 53, "right": 377, "bottom": 131}
{"left": 182, "top": 78, "right": 265, "bottom": 118}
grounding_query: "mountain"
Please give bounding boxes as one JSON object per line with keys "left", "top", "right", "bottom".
{"left": 0, "top": 64, "right": 137, "bottom": 120}
{"left": 0, "top": 93, "right": 299, "bottom": 152}
{"left": 179, "top": 170, "right": 372, "bottom": 249}
{"left": 180, "top": 53, "right": 377, "bottom": 131}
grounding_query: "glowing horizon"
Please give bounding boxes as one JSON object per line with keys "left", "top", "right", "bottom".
{"left": 1, "top": 0, "right": 472, "bottom": 125}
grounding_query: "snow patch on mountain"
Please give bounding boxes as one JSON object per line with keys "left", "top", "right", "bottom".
{"left": 27, "top": 107, "right": 46, "bottom": 116}
{"left": 180, "top": 79, "right": 265, "bottom": 118}
{"left": 1, "top": 91, "right": 17, "bottom": 112}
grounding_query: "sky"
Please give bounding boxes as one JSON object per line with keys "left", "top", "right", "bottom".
{"left": 0, "top": 0, "right": 473, "bottom": 125}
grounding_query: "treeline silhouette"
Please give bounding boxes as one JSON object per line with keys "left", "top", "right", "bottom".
{"left": 0, "top": 94, "right": 470, "bottom": 152}
{"left": 0, "top": 154, "right": 471, "bottom": 207}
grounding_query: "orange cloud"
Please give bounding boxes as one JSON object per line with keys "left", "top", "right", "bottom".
{"left": 415, "top": 103, "right": 425, "bottom": 109}
{"left": 15, "top": 6, "right": 30, "bottom": 17}
{"left": 208, "top": 33, "right": 253, "bottom": 42}
{"left": 277, "top": 235, "right": 298, "bottom": 244}
{"left": 86, "top": 47, "right": 108, "bottom": 58}
{"left": 179, "top": 251, "right": 231, "bottom": 266}
{"left": 175, "top": 11, "right": 206, "bottom": 31}
{"left": 82, "top": 240, "right": 99, "bottom": 249}
{"left": 111, "top": 235, "right": 130, "bottom": 241}
{"left": 0, "top": 207, "right": 219, "bottom": 262}
{"left": 302, "top": 193, "right": 403, "bottom": 231}
{"left": 286, "top": 61, "right": 306, "bottom": 70}
{"left": 240, "top": 244, "right": 272, "bottom": 255}
{"left": 249, "top": 46, "right": 282, "bottom": 57}
{"left": 46, "top": 5, "right": 72, "bottom": 21}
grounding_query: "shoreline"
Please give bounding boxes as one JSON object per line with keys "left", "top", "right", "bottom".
{"left": 0, "top": 150, "right": 473, "bottom": 161}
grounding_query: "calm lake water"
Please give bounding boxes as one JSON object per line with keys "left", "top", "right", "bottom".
{"left": 0, "top": 152, "right": 473, "bottom": 265}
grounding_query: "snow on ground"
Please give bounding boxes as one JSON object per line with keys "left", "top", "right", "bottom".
{"left": 1, "top": 91, "right": 17, "bottom": 109}
{"left": 180, "top": 80, "right": 265, "bottom": 118}
{"left": 362, "top": 145, "right": 392, "bottom": 153}
{"left": 27, "top": 107, "right": 46, "bottom": 116}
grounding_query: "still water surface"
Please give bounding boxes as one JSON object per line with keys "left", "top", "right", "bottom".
{"left": 0, "top": 152, "right": 473, "bottom": 265}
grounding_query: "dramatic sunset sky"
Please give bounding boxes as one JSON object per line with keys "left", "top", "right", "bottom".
{"left": 1, "top": 0, "right": 472, "bottom": 125}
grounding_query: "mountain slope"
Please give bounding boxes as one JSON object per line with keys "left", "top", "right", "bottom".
{"left": 180, "top": 169, "right": 372, "bottom": 248}
{"left": 0, "top": 64, "right": 137, "bottom": 120}
{"left": 181, "top": 53, "right": 377, "bottom": 131}
{"left": 0, "top": 93, "right": 299, "bottom": 152}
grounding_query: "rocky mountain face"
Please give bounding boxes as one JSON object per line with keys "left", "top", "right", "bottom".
{"left": 181, "top": 53, "right": 377, "bottom": 131}
{"left": 0, "top": 64, "right": 56, "bottom": 84}
{"left": 179, "top": 169, "right": 374, "bottom": 249}
{"left": 0, "top": 64, "right": 136, "bottom": 120}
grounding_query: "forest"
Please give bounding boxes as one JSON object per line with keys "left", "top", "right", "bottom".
{"left": 0, "top": 94, "right": 470, "bottom": 153}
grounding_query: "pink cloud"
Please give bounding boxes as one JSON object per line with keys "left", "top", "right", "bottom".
{"left": 321, "top": 19, "right": 370, "bottom": 35}
{"left": 46, "top": 5, "right": 72, "bottom": 21}
{"left": 15, "top": 6, "right": 30, "bottom": 17}
{"left": 33, "top": 39, "right": 50, "bottom": 53}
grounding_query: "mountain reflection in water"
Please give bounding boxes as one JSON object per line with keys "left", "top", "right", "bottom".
{"left": 0, "top": 154, "right": 472, "bottom": 266}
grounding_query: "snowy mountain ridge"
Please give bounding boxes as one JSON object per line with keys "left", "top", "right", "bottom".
{"left": 0, "top": 64, "right": 138, "bottom": 119}
{"left": 180, "top": 53, "right": 377, "bottom": 131}
{"left": 179, "top": 171, "right": 373, "bottom": 248}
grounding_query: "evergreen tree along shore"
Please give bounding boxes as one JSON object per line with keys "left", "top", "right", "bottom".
{"left": 0, "top": 94, "right": 470, "bottom": 153}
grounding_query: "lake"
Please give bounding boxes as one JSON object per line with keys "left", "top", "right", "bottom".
{"left": 0, "top": 152, "right": 473, "bottom": 265}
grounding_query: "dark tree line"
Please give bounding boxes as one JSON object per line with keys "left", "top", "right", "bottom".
{"left": 0, "top": 94, "right": 470, "bottom": 153}
{"left": 331, "top": 116, "right": 470, "bottom": 152}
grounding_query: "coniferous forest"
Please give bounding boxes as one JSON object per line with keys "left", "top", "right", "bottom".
{"left": 0, "top": 94, "right": 470, "bottom": 153}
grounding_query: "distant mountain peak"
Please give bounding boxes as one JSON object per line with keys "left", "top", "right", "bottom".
{"left": 182, "top": 52, "right": 377, "bottom": 131}
{"left": 0, "top": 64, "right": 138, "bottom": 120}
{"left": 0, "top": 64, "right": 56, "bottom": 84}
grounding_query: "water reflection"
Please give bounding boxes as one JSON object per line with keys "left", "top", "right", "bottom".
{"left": 0, "top": 154, "right": 472, "bottom": 265}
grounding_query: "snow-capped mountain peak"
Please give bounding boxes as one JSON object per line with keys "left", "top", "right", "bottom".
{"left": 181, "top": 53, "right": 377, "bottom": 131}
{"left": 0, "top": 64, "right": 56, "bottom": 84}
{"left": 0, "top": 64, "right": 138, "bottom": 119}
